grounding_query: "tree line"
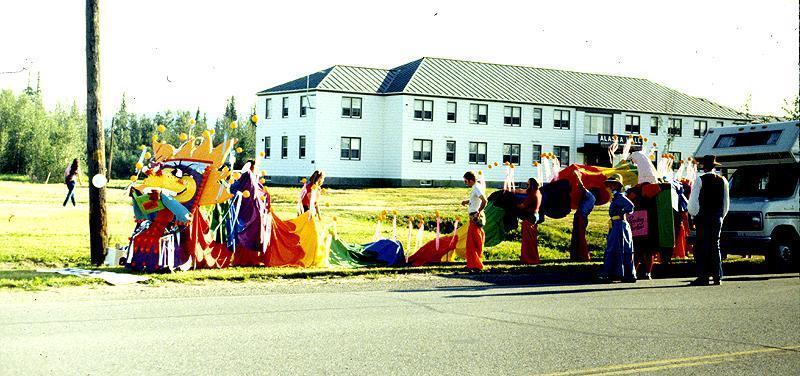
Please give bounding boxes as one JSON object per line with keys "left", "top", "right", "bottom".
{"left": 0, "top": 86, "right": 256, "bottom": 182}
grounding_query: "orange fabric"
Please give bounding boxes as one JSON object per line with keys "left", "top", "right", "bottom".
{"left": 520, "top": 220, "right": 540, "bottom": 264}
{"left": 466, "top": 222, "right": 485, "bottom": 270}
{"left": 264, "top": 212, "right": 306, "bottom": 267}
{"left": 673, "top": 211, "right": 689, "bottom": 259}
{"left": 408, "top": 235, "right": 457, "bottom": 267}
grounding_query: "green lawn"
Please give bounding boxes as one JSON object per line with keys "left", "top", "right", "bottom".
{"left": 0, "top": 178, "right": 611, "bottom": 270}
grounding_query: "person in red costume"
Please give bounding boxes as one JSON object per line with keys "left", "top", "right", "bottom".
{"left": 514, "top": 177, "right": 542, "bottom": 264}
{"left": 299, "top": 170, "right": 325, "bottom": 219}
{"left": 460, "top": 171, "right": 487, "bottom": 271}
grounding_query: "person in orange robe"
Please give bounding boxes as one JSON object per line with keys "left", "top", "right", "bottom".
{"left": 514, "top": 177, "right": 542, "bottom": 264}
{"left": 460, "top": 171, "right": 487, "bottom": 270}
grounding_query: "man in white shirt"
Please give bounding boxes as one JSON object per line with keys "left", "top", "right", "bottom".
{"left": 460, "top": 171, "right": 487, "bottom": 270}
{"left": 687, "top": 155, "right": 730, "bottom": 286}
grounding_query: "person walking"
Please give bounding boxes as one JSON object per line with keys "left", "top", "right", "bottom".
{"left": 598, "top": 174, "right": 636, "bottom": 283}
{"left": 570, "top": 170, "right": 596, "bottom": 262}
{"left": 514, "top": 177, "right": 542, "bottom": 264}
{"left": 687, "top": 155, "right": 729, "bottom": 286}
{"left": 63, "top": 158, "right": 82, "bottom": 207}
{"left": 460, "top": 171, "right": 487, "bottom": 271}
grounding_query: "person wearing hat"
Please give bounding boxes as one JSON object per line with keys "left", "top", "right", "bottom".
{"left": 598, "top": 173, "right": 636, "bottom": 283}
{"left": 687, "top": 155, "right": 729, "bottom": 286}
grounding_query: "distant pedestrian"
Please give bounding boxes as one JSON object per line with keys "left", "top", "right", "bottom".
{"left": 687, "top": 155, "right": 729, "bottom": 286}
{"left": 598, "top": 174, "right": 636, "bottom": 283}
{"left": 514, "top": 177, "right": 542, "bottom": 264}
{"left": 570, "top": 170, "right": 596, "bottom": 262}
{"left": 460, "top": 171, "right": 487, "bottom": 271}
{"left": 62, "top": 158, "right": 82, "bottom": 207}
{"left": 299, "top": 170, "right": 325, "bottom": 219}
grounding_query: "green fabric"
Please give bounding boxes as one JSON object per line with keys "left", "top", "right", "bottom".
{"left": 328, "top": 237, "right": 384, "bottom": 268}
{"left": 655, "top": 190, "right": 675, "bottom": 248}
{"left": 209, "top": 202, "right": 230, "bottom": 244}
{"left": 483, "top": 203, "right": 506, "bottom": 248}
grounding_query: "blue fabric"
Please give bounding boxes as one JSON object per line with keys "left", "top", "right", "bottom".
{"left": 161, "top": 193, "right": 191, "bottom": 222}
{"left": 673, "top": 181, "right": 688, "bottom": 212}
{"left": 602, "top": 192, "right": 636, "bottom": 279}
{"left": 362, "top": 239, "right": 405, "bottom": 266}
{"left": 63, "top": 180, "right": 76, "bottom": 206}
{"left": 577, "top": 188, "right": 596, "bottom": 218}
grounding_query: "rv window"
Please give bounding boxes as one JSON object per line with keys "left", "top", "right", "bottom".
{"left": 713, "top": 130, "right": 782, "bottom": 148}
{"left": 729, "top": 166, "right": 798, "bottom": 198}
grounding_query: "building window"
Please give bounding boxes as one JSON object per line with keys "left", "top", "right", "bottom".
{"left": 668, "top": 118, "right": 682, "bottom": 136}
{"left": 341, "top": 97, "right": 362, "bottom": 118}
{"left": 281, "top": 136, "right": 288, "bottom": 159}
{"left": 412, "top": 139, "right": 432, "bottom": 162}
{"left": 340, "top": 137, "right": 361, "bottom": 160}
{"left": 669, "top": 151, "right": 682, "bottom": 169}
{"left": 584, "top": 113, "right": 612, "bottom": 134}
{"left": 469, "top": 142, "right": 487, "bottom": 164}
{"left": 554, "top": 109, "right": 570, "bottom": 129}
{"left": 716, "top": 121, "right": 724, "bottom": 128}
{"left": 300, "top": 96, "right": 308, "bottom": 117}
{"left": 413, "top": 99, "right": 433, "bottom": 121}
{"left": 650, "top": 116, "right": 660, "bottom": 135}
{"left": 502, "top": 143, "right": 521, "bottom": 165}
{"left": 298, "top": 136, "right": 306, "bottom": 159}
{"left": 694, "top": 120, "right": 708, "bottom": 137}
{"left": 470, "top": 104, "right": 488, "bottom": 124}
{"left": 265, "top": 98, "right": 271, "bottom": 119}
{"left": 625, "top": 115, "right": 641, "bottom": 134}
{"left": 503, "top": 106, "right": 521, "bottom": 126}
{"left": 447, "top": 102, "right": 457, "bottom": 122}
{"left": 532, "top": 144, "right": 542, "bottom": 163}
{"left": 553, "top": 146, "right": 569, "bottom": 166}
{"left": 533, "top": 108, "right": 542, "bottom": 128}
{"left": 281, "top": 97, "right": 289, "bottom": 118}
{"left": 264, "top": 137, "right": 271, "bottom": 158}
{"left": 445, "top": 140, "right": 456, "bottom": 163}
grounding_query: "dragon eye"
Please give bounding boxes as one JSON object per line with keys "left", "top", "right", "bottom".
{"left": 173, "top": 169, "right": 183, "bottom": 178}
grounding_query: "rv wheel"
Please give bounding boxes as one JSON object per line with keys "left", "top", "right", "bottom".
{"left": 767, "top": 239, "right": 796, "bottom": 272}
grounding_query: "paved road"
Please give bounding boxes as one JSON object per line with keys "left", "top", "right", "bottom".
{"left": 1, "top": 274, "right": 798, "bottom": 375}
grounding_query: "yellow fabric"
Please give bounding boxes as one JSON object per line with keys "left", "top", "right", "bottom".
{"left": 441, "top": 224, "right": 469, "bottom": 262}
{"left": 289, "top": 214, "right": 328, "bottom": 267}
{"left": 597, "top": 161, "right": 638, "bottom": 187}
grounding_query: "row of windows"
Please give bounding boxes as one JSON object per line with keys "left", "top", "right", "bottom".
{"left": 263, "top": 136, "right": 306, "bottom": 159}
{"left": 412, "top": 139, "right": 569, "bottom": 166}
{"left": 265, "top": 96, "right": 723, "bottom": 138}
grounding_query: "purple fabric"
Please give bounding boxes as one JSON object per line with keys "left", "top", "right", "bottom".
{"left": 229, "top": 170, "right": 269, "bottom": 253}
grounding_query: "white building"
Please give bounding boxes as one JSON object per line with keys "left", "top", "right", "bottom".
{"left": 255, "top": 57, "right": 748, "bottom": 187}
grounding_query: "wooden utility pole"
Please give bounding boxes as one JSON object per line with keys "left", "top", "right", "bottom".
{"left": 86, "top": 0, "right": 108, "bottom": 265}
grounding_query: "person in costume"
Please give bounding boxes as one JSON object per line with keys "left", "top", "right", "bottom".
{"left": 299, "top": 170, "right": 325, "bottom": 218}
{"left": 687, "top": 155, "right": 729, "bottom": 286}
{"left": 598, "top": 174, "right": 636, "bottom": 283}
{"left": 513, "top": 177, "right": 542, "bottom": 264}
{"left": 570, "top": 170, "right": 596, "bottom": 262}
{"left": 460, "top": 171, "right": 487, "bottom": 271}
{"left": 62, "top": 158, "right": 83, "bottom": 207}
{"left": 228, "top": 160, "right": 271, "bottom": 266}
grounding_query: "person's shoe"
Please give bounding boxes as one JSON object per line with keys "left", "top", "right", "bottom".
{"left": 712, "top": 278, "right": 721, "bottom": 285}
{"left": 622, "top": 277, "right": 637, "bottom": 283}
{"left": 689, "top": 278, "right": 709, "bottom": 286}
{"left": 644, "top": 273, "right": 652, "bottom": 280}
{"left": 595, "top": 275, "right": 612, "bottom": 284}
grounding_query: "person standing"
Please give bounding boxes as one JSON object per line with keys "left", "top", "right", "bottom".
{"left": 514, "top": 177, "right": 542, "bottom": 264}
{"left": 687, "top": 155, "right": 729, "bottom": 286}
{"left": 299, "top": 170, "right": 325, "bottom": 219}
{"left": 63, "top": 158, "right": 83, "bottom": 207}
{"left": 570, "top": 170, "right": 596, "bottom": 262}
{"left": 598, "top": 174, "right": 636, "bottom": 283}
{"left": 460, "top": 171, "right": 487, "bottom": 271}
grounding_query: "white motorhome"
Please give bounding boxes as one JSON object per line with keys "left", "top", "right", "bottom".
{"left": 694, "top": 121, "right": 799, "bottom": 269}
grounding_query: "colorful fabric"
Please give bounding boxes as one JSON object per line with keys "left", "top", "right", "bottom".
{"left": 520, "top": 220, "right": 540, "bottom": 264}
{"left": 602, "top": 191, "right": 636, "bottom": 279}
{"left": 465, "top": 221, "right": 485, "bottom": 270}
{"left": 329, "top": 237, "right": 405, "bottom": 267}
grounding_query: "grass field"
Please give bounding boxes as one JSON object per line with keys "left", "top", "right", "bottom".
{"left": 0, "top": 177, "right": 612, "bottom": 270}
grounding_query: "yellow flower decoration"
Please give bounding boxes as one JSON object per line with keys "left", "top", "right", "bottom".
{"left": 157, "top": 124, "right": 166, "bottom": 133}
{"left": 135, "top": 162, "right": 143, "bottom": 170}
{"left": 478, "top": 170, "right": 483, "bottom": 175}
{"left": 202, "top": 130, "right": 211, "bottom": 138}
{"left": 144, "top": 152, "right": 152, "bottom": 159}
{"left": 533, "top": 161, "right": 540, "bottom": 166}
{"left": 179, "top": 133, "right": 188, "bottom": 141}
{"left": 260, "top": 170, "right": 267, "bottom": 176}
{"left": 236, "top": 147, "right": 243, "bottom": 153}
{"left": 332, "top": 215, "right": 338, "bottom": 222}
{"left": 251, "top": 114, "right": 259, "bottom": 123}
{"left": 435, "top": 210, "right": 441, "bottom": 218}
{"left": 488, "top": 165, "right": 493, "bottom": 169}
{"left": 392, "top": 209, "right": 398, "bottom": 216}
{"left": 209, "top": 129, "right": 216, "bottom": 135}
{"left": 151, "top": 135, "right": 158, "bottom": 143}
{"left": 230, "top": 121, "right": 237, "bottom": 129}
{"left": 189, "top": 119, "right": 196, "bottom": 125}
{"left": 139, "top": 145, "right": 146, "bottom": 151}
{"left": 233, "top": 172, "right": 241, "bottom": 180}
{"left": 129, "top": 175, "right": 138, "bottom": 182}
{"left": 259, "top": 151, "right": 265, "bottom": 157}
{"left": 242, "top": 190, "right": 251, "bottom": 198}
{"left": 259, "top": 178, "right": 265, "bottom": 184}
{"left": 300, "top": 178, "right": 307, "bottom": 184}
{"left": 493, "top": 161, "right": 499, "bottom": 166}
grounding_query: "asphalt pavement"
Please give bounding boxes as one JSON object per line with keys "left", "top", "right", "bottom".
{"left": 1, "top": 273, "right": 798, "bottom": 375}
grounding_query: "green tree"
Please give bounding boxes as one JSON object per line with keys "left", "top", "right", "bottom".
{"left": 782, "top": 95, "right": 800, "bottom": 121}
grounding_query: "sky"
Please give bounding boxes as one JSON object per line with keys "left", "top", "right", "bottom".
{"left": 0, "top": 0, "right": 797, "bottom": 122}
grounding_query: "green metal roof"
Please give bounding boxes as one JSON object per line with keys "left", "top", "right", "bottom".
{"left": 258, "top": 57, "right": 748, "bottom": 120}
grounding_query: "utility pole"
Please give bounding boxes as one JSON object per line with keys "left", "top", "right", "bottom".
{"left": 86, "top": 0, "right": 108, "bottom": 265}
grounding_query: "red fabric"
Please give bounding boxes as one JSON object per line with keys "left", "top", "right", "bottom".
{"left": 520, "top": 220, "right": 540, "bottom": 264}
{"left": 570, "top": 214, "right": 590, "bottom": 262}
{"left": 673, "top": 211, "right": 689, "bottom": 259}
{"left": 408, "top": 235, "right": 457, "bottom": 267}
{"left": 187, "top": 207, "right": 233, "bottom": 269}
{"left": 466, "top": 222, "right": 485, "bottom": 270}
{"left": 557, "top": 164, "right": 612, "bottom": 208}
{"left": 641, "top": 183, "right": 662, "bottom": 199}
{"left": 232, "top": 245, "right": 265, "bottom": 267}
{"left": 264, "top": 213, "right": 306, "bottom": 267}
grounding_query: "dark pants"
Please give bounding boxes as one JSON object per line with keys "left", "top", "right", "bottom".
{"left": 694, "top": 214, "right": 723, "bottom": 280}
{"left": 63, "top": 180, "right": 76, "bottom": 206}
